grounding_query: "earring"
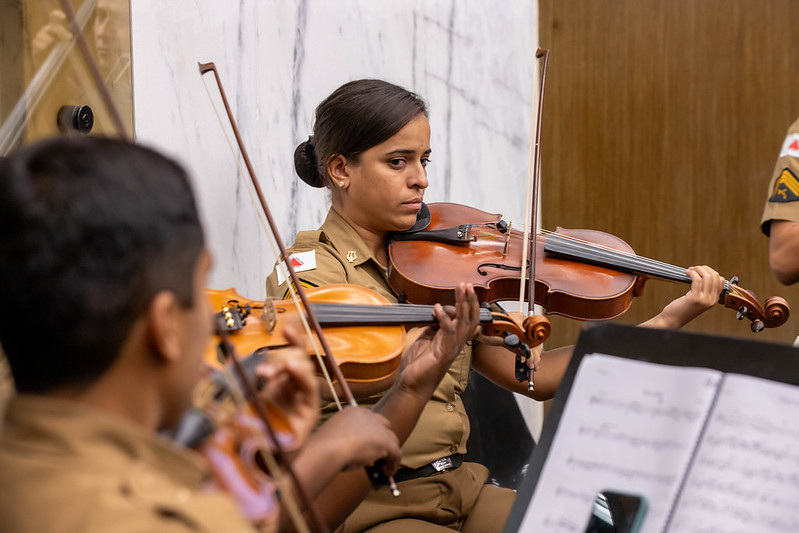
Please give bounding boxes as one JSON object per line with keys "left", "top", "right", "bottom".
{"left": 337, "top": 181, "right": 345, "bottom": 188}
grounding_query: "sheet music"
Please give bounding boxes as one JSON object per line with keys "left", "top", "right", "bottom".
{"left": 517, "top": 353, "right": 721, "bottom": 533}
{"left": 668, "top": 374, "right": 799, "bottom": 533}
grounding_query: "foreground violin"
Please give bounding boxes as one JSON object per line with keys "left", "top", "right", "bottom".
{"left": 173, "top": 348, "right": 295, "bottom": 524}
{"left": 387, "top": 202, "right": 789, "bottom": 333}
{"left": 205, "top": 284, "right": 551, "bottom": 385}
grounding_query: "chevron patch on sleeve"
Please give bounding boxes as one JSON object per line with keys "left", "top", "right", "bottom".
{"left": 769, "top": 168, "right": 799, "bottom": 203}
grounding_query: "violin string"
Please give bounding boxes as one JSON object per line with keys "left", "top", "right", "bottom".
{"left": 308, "top": 303, "right": 494, "bottom": 324}
{"left": 200, "top": 75, "right": 342, "bottom": 411}
{"left": 548, "top": 235, "right": 685, "bottom": 280}
{"left": 428, "top": 220, "right": 765, "bottom": 320}
{"left": 537, "top": 229, "right": 685, "bottom": 275}
{"left": 463, "top": 220, "right": 693, "bottom": 283}
{"left": 538, "top": 229, "right": 691, "bottom": 282}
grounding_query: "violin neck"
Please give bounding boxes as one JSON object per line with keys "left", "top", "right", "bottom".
{"left": 309, "top": 302, "right": 494, "bottom": 327}
{"left": 544, "top": 233, "right": 692, "bottom": 284}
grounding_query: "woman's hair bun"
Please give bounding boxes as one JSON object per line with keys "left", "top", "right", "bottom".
{"left": 294, "top": 137, "right": 324, "bottom": 188}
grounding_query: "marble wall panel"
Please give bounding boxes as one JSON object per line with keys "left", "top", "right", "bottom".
{"left": 131, "top": 0, "right": 540, "bottom": 299}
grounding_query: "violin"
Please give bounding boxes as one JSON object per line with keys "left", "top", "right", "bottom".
{"left": 205, "top": 284, "right": 551, "bottom": 385}
{"left": 387, "top": 202, "right": 790, "bottom": 333}
{"left": 173, "top": 349, "right": 295, "bottom": 523}
{"left": 177, "top": 317, "right": 341, "bottom": 532}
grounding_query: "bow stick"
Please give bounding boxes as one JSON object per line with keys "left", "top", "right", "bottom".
{"left": 54, "top": 5, "right": 327, "bottom": 530}
{"left": 216, "top": 321, "right": 325, "bottom": 533}
{"left": 517, "top": 48, "right": 550, "bottom": 391}
{"left": 198, "top": 62, "right": 401, "bottom": 500}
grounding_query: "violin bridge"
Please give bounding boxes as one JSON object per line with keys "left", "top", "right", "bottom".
{"left": 263, "top": 300, "right": 277, "bottom": 333}
{"left": 503, "top": 222, "right": 512, "bottom": 256}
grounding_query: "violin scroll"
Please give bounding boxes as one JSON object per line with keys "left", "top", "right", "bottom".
{"left": 483, "top": 311, "right": 551, "bottom": 349}
{"left": 720, "top": 276, "right": 790, "bottom": 332}
{"left": 522, "top": 314, "right": 552, "bottom": 345}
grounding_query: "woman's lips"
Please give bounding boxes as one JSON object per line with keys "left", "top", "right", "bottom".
{"left": 402, "top": 199, "right": 423, "bottom": 210}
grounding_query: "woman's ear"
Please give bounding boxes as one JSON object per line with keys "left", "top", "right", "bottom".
{"left": 327, "top": 154, "right": 349, "bottom": 189}
{"left": 146, "top": 291, "right": 183, "bottom": 364}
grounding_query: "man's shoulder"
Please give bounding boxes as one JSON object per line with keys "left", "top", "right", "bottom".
{"left": 0, "top": 451, "right": 257, "bottom": 533}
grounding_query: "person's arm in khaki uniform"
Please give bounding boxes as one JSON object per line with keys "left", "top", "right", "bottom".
{"left": 472, "top": 265, "right": 725, "bottom": 400}
{"left": 280, "top": 284, "right": 481, "bottom": 530}
{"left": 761, "top": 118, "right": 799, "bottom": 284}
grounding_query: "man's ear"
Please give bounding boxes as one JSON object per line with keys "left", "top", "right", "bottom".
{"left": 327, "top": 154, "right": 350, "bottom": 188}
{"left": 146, "top": 291, "right": 183, "bottom": 364}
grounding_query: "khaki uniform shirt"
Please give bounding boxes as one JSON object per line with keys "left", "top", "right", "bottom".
{"left": 0, "top": 347, "right": 13, "bottom": 433}
{"left": 0, "top": 395, "right": 258, "bottom": 533}
{"left": 265, "top": 208, "right": 471, "bottom": 469}
{"left": 761, "top": 117, "right": 799, "bottom": 236}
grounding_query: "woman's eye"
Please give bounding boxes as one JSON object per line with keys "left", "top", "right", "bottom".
{"left": 389, "top": 158, "right": 404, "bottom": 167}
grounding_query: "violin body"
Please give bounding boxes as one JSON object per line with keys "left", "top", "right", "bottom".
{"left": 206, "top": 283, "right": 552, "bottom": 387}
{"left": 387, "top": 202, "right": 790, "bottom": 331}
{"left": 172, "top": 362, "right": 297, "bottom": 523}
{"left": 388, "top": 202, "right": 641, "bottom": 320}
{"left": 206, "top": 286, "right": 406, "bottom": 384}
{"left": 196, "top": 407, "right": 282, "bottom": 522}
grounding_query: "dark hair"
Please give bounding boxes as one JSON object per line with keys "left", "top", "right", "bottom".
{"left": 0, "top": 136, "right": 205, "bottom": 393}
{"left": 294, "top": 79, "right": 428, "bottom": 188}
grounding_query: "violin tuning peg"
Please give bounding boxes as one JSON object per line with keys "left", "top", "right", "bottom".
{"left": 736, "top": 306, "right": 748, "bottom": 320}
{"left": 751, "top": 320, "right": 765, "bottom": 333}
{"left": 730, "top": 275, "right": 739, "bottom": 286}
{"left": 503, "top": 334, "right": 520, "bottom": 349}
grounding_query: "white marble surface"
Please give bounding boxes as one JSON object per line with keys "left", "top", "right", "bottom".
{"left": 131, "top": 0, "right": 539, "bottom": 298}
{"left": 131, "top": 0, "right": 543, "bottom": 446}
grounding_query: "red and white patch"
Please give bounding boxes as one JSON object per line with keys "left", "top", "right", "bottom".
{"left": 276, "top": 250, "right": 316, "bottom": 285}
{"left": 779, "top": 133, "right": 799, "bottom": 159}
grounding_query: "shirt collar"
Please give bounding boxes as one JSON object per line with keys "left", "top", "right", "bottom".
{"left": 319, "top": 208, "right": 385, "bottom": 270}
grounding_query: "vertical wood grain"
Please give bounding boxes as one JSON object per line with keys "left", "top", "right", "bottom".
{"left": 539, "top": 0, "right": 799, "bottom": 347}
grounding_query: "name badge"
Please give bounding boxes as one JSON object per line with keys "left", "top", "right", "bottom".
{"left": 276, "top": 250, "right": 317, "bottom": 286}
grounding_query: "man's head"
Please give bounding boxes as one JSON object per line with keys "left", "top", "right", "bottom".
{"left": 0, "top": 136, "right": 207, "bottom": 404}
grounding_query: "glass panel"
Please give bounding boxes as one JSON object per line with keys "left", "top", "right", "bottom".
{"left": 0, "top": 0, "right": 133, "bottom": 155}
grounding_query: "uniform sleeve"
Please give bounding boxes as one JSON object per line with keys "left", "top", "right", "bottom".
{"left": 761, "top": 119, "right": 799, "bottom": 236}
{"left": 110, "top": 463, "right": 263, "bottom": 533}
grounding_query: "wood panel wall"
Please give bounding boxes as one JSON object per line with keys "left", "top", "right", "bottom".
{"left": 539, "top": 0, "right": 799, "bottom": 348}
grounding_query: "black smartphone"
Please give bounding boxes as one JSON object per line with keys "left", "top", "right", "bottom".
{"left": 582, "top": 490, "right": 647, "bottom": 533}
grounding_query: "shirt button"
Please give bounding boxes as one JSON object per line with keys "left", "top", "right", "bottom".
{"left": 446, "top": 403, "right": 455, "bottom": 412}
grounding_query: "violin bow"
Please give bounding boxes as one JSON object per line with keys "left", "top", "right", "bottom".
{"left": 198, "top": 62, "right": 401, "bottom": 499}
{"left": 216, "top": 322, "right": 325, "bottom": 533}
{"left": 54, "top": 7, "right": 325, "bottom": 530}
{"left": 516, "top": 48, "right": 549, "bottom": 390}
{"left": 519, "top": 48, "right": 549, "bottom": 312}
{"left": 197, "top": 62, "right": 357, "bottom": 408}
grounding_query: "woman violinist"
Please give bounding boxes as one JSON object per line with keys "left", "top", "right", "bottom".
{"left": 266, "top": 79, "right": 725, "bottom": 533}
